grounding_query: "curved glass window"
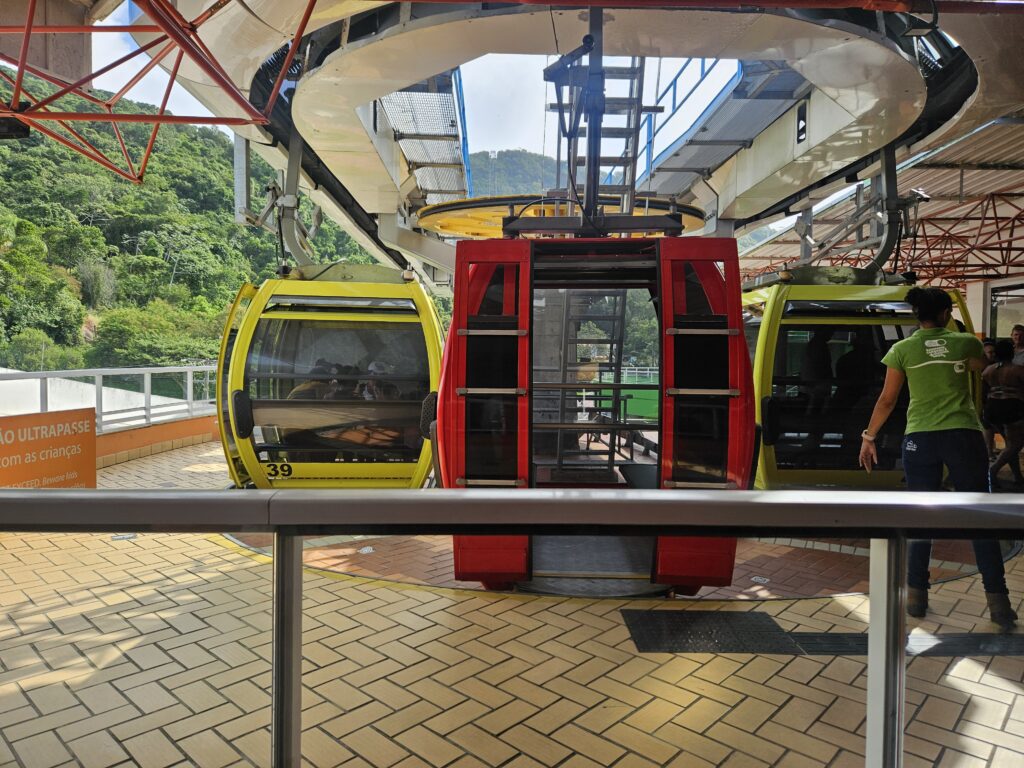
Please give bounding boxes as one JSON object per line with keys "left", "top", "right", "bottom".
{"left": 244, "top": 319, "right": 429, "bottom": 463}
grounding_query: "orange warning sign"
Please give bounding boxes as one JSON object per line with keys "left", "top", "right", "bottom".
{"left": 0, "top": 408, "right": 96, "bottom": 489}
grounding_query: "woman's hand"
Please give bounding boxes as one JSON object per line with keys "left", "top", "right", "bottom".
{"left": 859, "top": 438, "right": 877, "bottom": 474}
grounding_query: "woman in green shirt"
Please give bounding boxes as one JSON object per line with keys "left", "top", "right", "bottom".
{"left": 859, "top": 287, "right": 1016, "bottom": 630}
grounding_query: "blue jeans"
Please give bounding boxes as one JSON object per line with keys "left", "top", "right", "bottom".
{"left": 903, "top": 429, "right": 1008, "bottom": 595}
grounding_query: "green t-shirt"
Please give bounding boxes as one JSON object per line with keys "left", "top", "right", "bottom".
{"left": 881, "top": 327, "right": 982, "bottom": 434}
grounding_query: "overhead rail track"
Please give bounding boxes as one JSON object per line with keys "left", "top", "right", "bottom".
{"left": 1, "top": 488, "right": 1023, "bottom": 767}
{"left": 405, "top": 0, "right": 1024, "bottom": 11}
{"left": 0, "top": 0, "right": 1020, "bottom": 187}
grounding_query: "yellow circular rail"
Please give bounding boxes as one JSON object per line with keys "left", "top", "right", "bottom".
{"left": 416, "top": 195, "right": 705, "bottom": 239}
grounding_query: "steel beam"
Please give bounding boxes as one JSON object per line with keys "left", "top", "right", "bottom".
{"left": 394, "top": 132, "right": 459, "bottom": 142}
{"left": 583, "top": 7, "right": 604, "bottom": 219}
{"left": 234, "top": 135, "right": 251, "bottom": 226}
{"left": 917, "top": 162, "right": 1024, "bottom": 172}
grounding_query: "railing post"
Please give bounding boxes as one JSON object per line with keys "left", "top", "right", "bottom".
{"left": 95, "top": 375, "right": 104, "bottom": 432}
{"left": 272, "top": 531, "right": 303, "bottom": 767}
{"left": 144, "top": 373, "right": 152, "bottom": 426}
{"left": 867, "top": 536, "right": 907, "bottom": 768}
{"left": 186, "top": 368, "right": 194, "bottom": 418}
{"left": 39, "top": 376, "right": 48, "bottom": 414}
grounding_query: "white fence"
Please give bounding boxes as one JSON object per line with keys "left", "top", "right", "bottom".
{"left": 0, "top": 366, "right": 217, "bottom": 433}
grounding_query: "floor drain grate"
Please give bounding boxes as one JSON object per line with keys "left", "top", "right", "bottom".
{"left": 622, "top": 611, "right": 1024, "bottom": 656}
{"left": 621, "top": 610, "right": 804, "bottom": 654}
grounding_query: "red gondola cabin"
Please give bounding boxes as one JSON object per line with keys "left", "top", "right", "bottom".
{"left": 436, "top": 237, "right": 755, "bottom": 595}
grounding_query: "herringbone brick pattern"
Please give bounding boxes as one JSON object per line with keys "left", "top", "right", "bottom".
{"left": 0, "top": 527, "right": 1023, "bottom": 767}
{"left": 0, "top": 444, "right": 994, "bottom": 766}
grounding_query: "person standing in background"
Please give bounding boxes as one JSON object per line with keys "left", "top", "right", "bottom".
{"left": 859, "top": 287, "right": 1016, "bottom": 630}
{"left": 984, "top": 340, "right": 1024, "bottom": 488}
{"left": 1012, "top": 324, "right": 1024, "bottom": 366}
{"left": 982, "top": 338, "right": 998, "bottom": 458}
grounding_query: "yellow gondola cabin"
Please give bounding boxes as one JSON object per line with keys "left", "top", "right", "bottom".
{"left": 744, "top": 281, "right": 974, "bottom": 489}
{"left": 217, "top": 263, "right": 444, "bottom": 489}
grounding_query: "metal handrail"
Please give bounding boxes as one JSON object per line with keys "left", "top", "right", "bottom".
{"left": 0, "top": 365, "right": 216, "bottom": 433}
{"left": 1, "top": 487, "right": 1019, "bottom": 768}
{"left": 0, "top": 487, "right": 1021, "bottom": 533}
{"left": 0, "top": 365, "right": 213, "bottom": 379}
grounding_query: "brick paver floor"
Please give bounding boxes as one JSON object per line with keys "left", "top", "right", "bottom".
{"left": 0, "top": 443, "right": 985, "bottom": 765}
{"left": 1, "top": 513, "right": 1024, "bottom": 765}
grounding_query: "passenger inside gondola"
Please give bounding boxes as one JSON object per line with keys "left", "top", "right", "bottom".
{"left": 246, "top": 320, "right": 429, "bottom": 464}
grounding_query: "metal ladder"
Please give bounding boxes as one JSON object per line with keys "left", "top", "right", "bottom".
{"left": 573, "top": 57, "right": 650, "bottom": 215}
{"left": 554, "top": 289, "right": 629, "bottom": 474}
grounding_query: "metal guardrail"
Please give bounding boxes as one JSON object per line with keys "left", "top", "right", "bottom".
{"left": 0, "top": 365, "right": 216, "bottom": 433}
{"left": 1, "top": 487, "right": 1022, "bottom": 767}
{"left": 602, "top": 366, "right": 659, "bottom": 383}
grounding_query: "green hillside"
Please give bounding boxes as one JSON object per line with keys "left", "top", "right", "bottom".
{"left": 0, "top": 71, "right": 369, "bottom": 371}
{"left": 0, "top": 72, "right": 576, "bottom": 373}
{"left": 469, "top": 149, "right": 558, "bottom": 196}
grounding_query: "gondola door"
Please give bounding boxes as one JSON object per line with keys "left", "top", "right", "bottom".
{"left": 655, "top": 238, "right": 755, "bottom": 592}
{"left": 445, "top": 241, "right": 532, "bottom": 589}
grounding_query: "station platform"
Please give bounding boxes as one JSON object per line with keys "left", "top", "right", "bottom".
{"left": 0, "top": 442, "right": 1006, "bottom": 766}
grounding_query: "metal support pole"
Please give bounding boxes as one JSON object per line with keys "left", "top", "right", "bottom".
{"left": 272, "top": 532, "right": 303, "bottom": 767}
{"left": 144, "top": 373, "right": 152, "bottom": 425}
{"left": 799, "top": 208, "right": 814, "bottom": 263}
{"left": 234, "top": 135, "right": 251, "bottom": 226}
{"left": 855, "top": 183, "right": 866, "bottom": 243}
{"left": 38, "top": 376, "right": 48, "bottom": 414}
{"left": 583, "top": 8, "right": 604, "bottom": 219}
{"left": 868, "top": 147, "right": 901, "bottom": 274}
{"left": 95, "top": 375, "right": 104, "bottom": 432}
{"left": 185, "top": 369, "right": 194, "bottom": 418}
{"left": 280, "top": 134, "right": 315, "bottom": 267}
{"left": 866, "top": 537, "right": 907, "bottom": 768}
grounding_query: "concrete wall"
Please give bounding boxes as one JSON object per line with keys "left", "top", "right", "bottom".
{"left": 96, "top": 415, "right": 219, "bottom": 469}
{"left": 0, "top": 1, "right": 92, "bottom": 84}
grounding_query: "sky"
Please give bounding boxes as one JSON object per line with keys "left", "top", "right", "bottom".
{"left": 89, "top": 3, "right": 567, "bottom": 156}
{"left": 92, "top": 2, "right": 216, "bottom": 125}
{"left": 459, "top": 55, "right": 560, "bottom": 157}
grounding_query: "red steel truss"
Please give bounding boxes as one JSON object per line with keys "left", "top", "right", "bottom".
{"left": 0, "top": 0, "right": 318, "bottom": 184}
{"left": 899, "top": 190, "right": 1024, "bottom": 287}
{"left": 744, "top": 187, "right": 1024, "bottom": 288}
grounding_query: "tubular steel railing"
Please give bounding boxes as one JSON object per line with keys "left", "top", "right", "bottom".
{"left": 1, "top": 488, "right": 1022, "bottom": 767}
{"left": 0, "top": 365, "right": 216, "bottom": 433}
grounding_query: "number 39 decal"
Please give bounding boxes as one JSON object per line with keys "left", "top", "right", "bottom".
{"left": 264, "top": 462, "right": 293, "bottom": 478}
